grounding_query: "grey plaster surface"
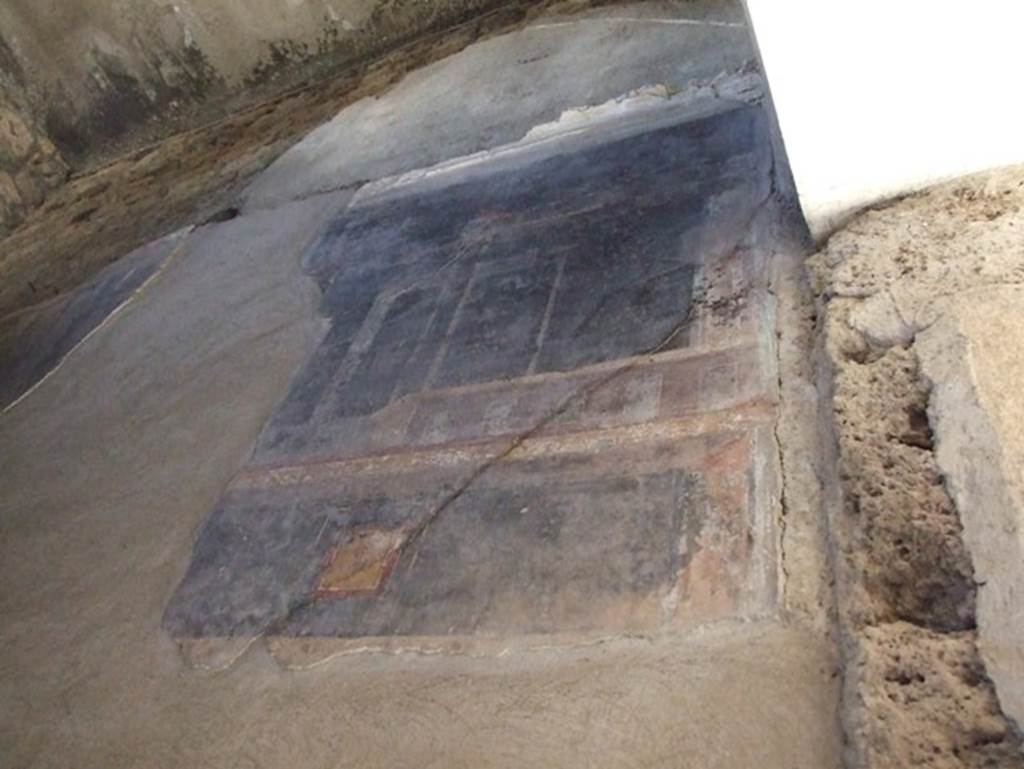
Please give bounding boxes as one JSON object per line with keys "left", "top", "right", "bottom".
{"left": 240, "top": 0, "right": 755, "bottom": 210}
{"left": 0, "top": 228, "right": 189, "bottom": 411}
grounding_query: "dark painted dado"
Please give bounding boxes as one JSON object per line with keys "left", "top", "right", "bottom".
{"left": 163, "top": 103, "right": 782, "bottom": 644}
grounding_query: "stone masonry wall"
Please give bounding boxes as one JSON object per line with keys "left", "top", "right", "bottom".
{"left": 0, "top": 88, "right": 68, "bottom": 237}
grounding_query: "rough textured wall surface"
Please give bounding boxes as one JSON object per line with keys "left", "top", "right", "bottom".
{"left": 809, "top": 167, "right": 1024, "bottom": 767}
{"left": 0, "top": 45, "right": 68, "bottom": 237}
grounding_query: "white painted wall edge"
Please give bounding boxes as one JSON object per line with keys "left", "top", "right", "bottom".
{"left": 742, "top": 0, "right": 1024, "bottom": 241}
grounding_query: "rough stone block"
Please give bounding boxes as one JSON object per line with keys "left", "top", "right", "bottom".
{"left": 0, "top": 169, "right": 20, "bottom": 212}
{"left": 0, "top": 106, "right": 34, "bottom": 161}
{"left": 919, "top": 285, "right": 1024, "bottom": 730}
